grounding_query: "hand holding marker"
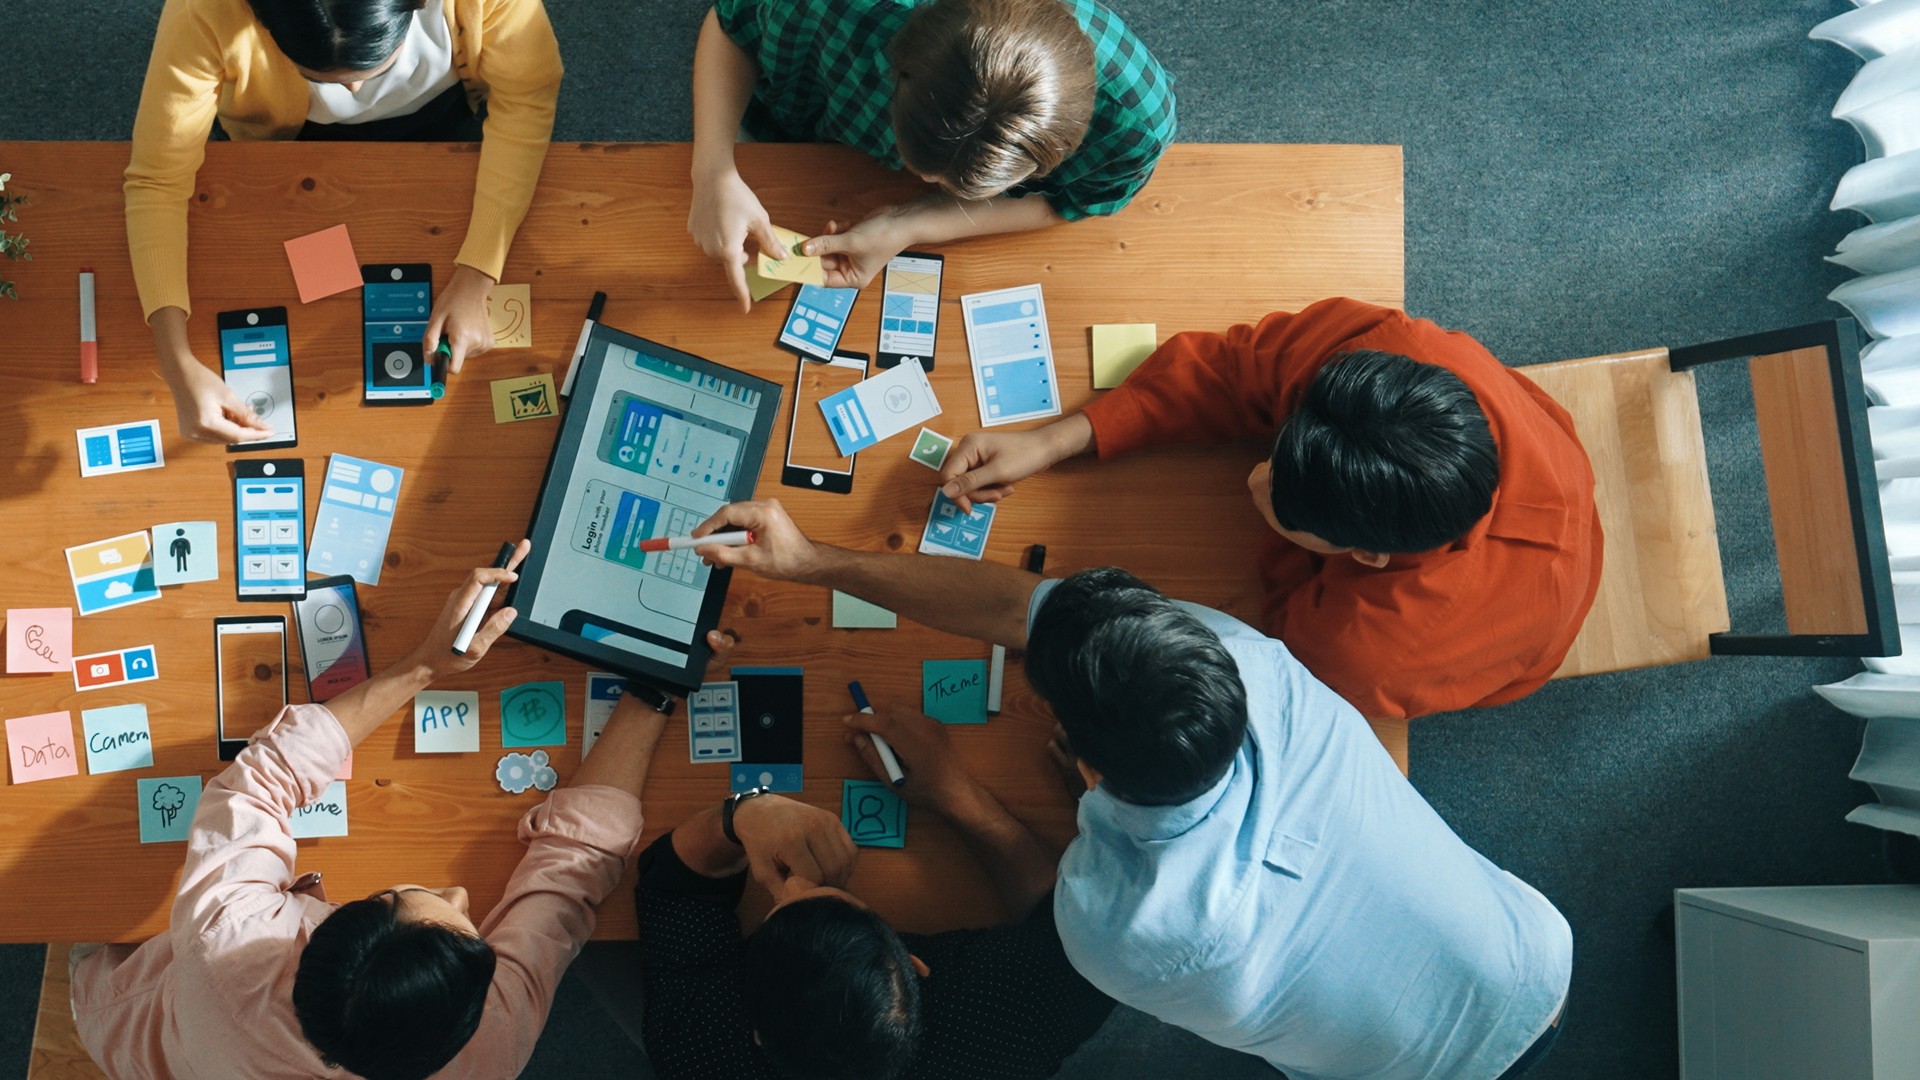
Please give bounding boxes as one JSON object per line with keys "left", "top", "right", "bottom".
{"left": 848, "top": 680, "right": 908, "bottom": 787}
{"left": 453, "top": 542, "right": 520, "bottom": 655}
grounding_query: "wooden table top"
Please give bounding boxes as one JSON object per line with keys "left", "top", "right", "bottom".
{"left": 0, "top": 140, "right": 1402, "bottom": 942}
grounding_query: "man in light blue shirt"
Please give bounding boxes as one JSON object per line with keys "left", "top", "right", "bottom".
{"left": 693, "top": 500, "right": 1572, "bottom": 1080}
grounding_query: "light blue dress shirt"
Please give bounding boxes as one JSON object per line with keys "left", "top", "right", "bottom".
{"left": 1036, "top": 581, "right": 1572, "bottom": 1080}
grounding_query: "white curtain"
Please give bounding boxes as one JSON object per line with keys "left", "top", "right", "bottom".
{"left": 1810, "top": 0, "right": 1920, "bottom": 835}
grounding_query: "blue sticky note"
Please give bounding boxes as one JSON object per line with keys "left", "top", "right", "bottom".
{"left": 923, "top": 660, "right": 988, "bottom": 724}
{"left": 414, "top": 691, "right": 480, "bottom": 753}
{"left": 137, "top": 775, "right": 203, "bottom": 843}
{"left": 501, "top": 681, "right": 567, "bottom": 748}
{"left": 841, "top": 780, "right": 906, "bottom": 848}
{"left": 289, "top": 779, "right": 349, "bottom": 839}
{"left": 82, "top": 704, "right": 153, "bottom": 774}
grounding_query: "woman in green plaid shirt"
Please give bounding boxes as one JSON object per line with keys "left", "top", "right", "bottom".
{"left": 688, "top": 0, "right": 1176, "bottom": 309}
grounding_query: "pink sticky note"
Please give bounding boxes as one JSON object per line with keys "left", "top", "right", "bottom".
{"left": 6, "top": 608, "right": 73, "bottom": 674}
{"left": 283, "top": 225, "right": 362, "bottom": 304}
{"left": 7, "top": 712, "right": 80, "bottom": 784}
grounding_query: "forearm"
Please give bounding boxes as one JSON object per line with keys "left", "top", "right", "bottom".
{"left": 691, "top": 8, "right": 757, "bottom": 183}
{"left": 322, "top": 655, "right": 437, "bottom": 747}
{"left": 670, "top": 806, "right": 749, "bottom": 877}
{"left": 938, "top": 783, "right": 1058, "bottom": 921}
{"left": 803, "top": 545, "right": 1039, "bottom": 648}
{"left": 148, "top": 307, "right": 197, "bottom": 378}
{"left": 568, "top": 701, "right": 670, "bottom": 799}
{"left": 885, "top": 192, "right": 1064, "bottom": 248}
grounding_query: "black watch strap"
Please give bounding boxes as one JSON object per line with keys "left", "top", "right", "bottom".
{"left": 722, "top": 786, "right": 771, "bottom": 846}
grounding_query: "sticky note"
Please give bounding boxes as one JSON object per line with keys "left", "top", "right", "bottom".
{"left": 582, "top": 673, "right": 623, "bottom": 756}
{"left": 137, "top": 776, "right": 202, "bottom": 843}
{"left": 842, "top": 780, "right": 906, "bottom": 848}
{"left": 65, "top": 531, "right": 161, "bottom": 615}
{"left": 490, "top": 373, "right": 558, "bottom": 423}
{"left": 75, "top": 420, "right": 166, "bottom": 478}
{"left": 151, "top": 521, "right": 219, "bottom": 586}
{"left": 289, "top": 779, "right": 350, "bottom": 838}
{"left": 909, "top": 428, "right": 953, "bottom": 470}
{"left": 744, "top": 260, "right": 791, "bottom": 302}
{"left": 833, "top": 591, "right": 897, "bottom": 629}
{"left": 1091, "top": 324, "right": 1158, "bottom": 389}
{"left": 6, "top": 608, "right": 72, "bottom": 673}
{"left": 8, "top": 712, "right": 80, "bottom": 784}
{"left": 283, "top": 224, "right": 361, "bottom": 304}
{"left": 918, "top": 491, "right": 996, "bottom": 560}
{"left": 501, "top": 681, "right": 566, "bottom": 748}
{"left": 81, "top": 704, "right": 153, "bottom": 774}
{"left": 923, "top": 660, "right": 988, "bottom": 725}
{"left": 756, "top": 225, "right": 823, "bottom": 286}
{"left": 488, "top": 283, "right": 532, "bottom": 348}
{"left": 414, "top": 691, "right": 480, "bottom": 753}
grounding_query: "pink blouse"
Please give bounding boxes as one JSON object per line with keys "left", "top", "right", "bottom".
{"left": 72, "top": 703, "right": 645, "bottom": 1079}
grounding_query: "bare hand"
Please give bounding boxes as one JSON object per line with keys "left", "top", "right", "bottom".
{"left": 937, "top": 431, "right": 1056, "bottom": 512}
{"left": 423, "top": 264, "right": 497, "bottom": 374}
{"left": 731, "top": 793, "right": 857, "bottom": 893}
{"left": 843, "top": 707, "right": 979, "bottom": 812}
{"left": 403, "top": 539, "right": 531, "bottom": 680}
{"left": 805, "top": 212, "right": 905, "bottom": 290}
{"left": 690, "top": 499, "right": 821, "bottom": 581}
{"left": 166, "top": 358, "right": 273, "bottom": 445}
{"left": 689, "top": 167, "right": 787, "bottom": 313}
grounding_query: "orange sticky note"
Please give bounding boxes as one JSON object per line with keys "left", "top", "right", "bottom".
{"left": 283, "top": 225, "right": 362, "bottom": 304}
{"left": 5, "top": 608, "right": 72, "bottom": 674}
{"left": 7, "top": 712, "right": 79, "bottom": 784}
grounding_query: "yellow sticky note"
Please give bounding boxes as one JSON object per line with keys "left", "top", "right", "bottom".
{"left": 488, "top": 284, "right": 532, "bottom": 349}
{"left": 745, "top": 260, "right": 791, "bottom": 302}
{"left": 490, "top": 373, "right": 558, "bottom": 424}
{"left": 756, "top": 225, "right": 823, "bottom": 285}
{"left": 1092, "top": 324, "right": 1158, "bottom": 389}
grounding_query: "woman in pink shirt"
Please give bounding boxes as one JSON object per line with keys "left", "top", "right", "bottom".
{"left": 72, "top": 542, "right": 725, "bottom": 1080}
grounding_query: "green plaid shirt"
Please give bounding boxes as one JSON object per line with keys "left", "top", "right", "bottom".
{"left": 715, "top": 0, "right": 1176, "bottom": 220}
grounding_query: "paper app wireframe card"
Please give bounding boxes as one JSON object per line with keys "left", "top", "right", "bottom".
{"left": 818, "top": 360, "right": 940, "bottom": 455}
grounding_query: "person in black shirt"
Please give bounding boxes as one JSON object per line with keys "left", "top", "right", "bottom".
{"left": 636, "top": 705, "right": 1115, "bottom": 1080}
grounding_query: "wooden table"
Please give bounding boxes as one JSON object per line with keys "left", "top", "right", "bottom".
{"left": 0, "top": 141, "right": 1402, "bottom": 942}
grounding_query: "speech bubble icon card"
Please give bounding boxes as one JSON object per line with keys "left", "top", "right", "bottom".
{"left": 289, "top": 779, "right": 350, "bottom": 839}
{"left": 82, "top": 704, "right": 153, "bottom": 774}
{"left": 923, "top": 660, "right": 988, "bottom": 725}
{"left": 414, "top": 691, "right": 480, "bottom": 753}
{"left": 488, "top": 284, "right": 533, "bottom": 349}
{"left": 490, "top": 373, "right": 558, "bottom": 424}
{"left": 7, "top": 711, "right": 79, "bottom": 784}
{"left": 501, "top": 681, "right": 566, "bottom": 748}
{"left": 151, "top": 521, "right": 219, "bottom": 586}
{"left": 137, "top": 775, "right": 203, "bottom": 843}
{"left": 6, "top": 608, "right": 72, "bottom": 673}
{"left": 841, "top": 780, "right": 906, "bottom": 848}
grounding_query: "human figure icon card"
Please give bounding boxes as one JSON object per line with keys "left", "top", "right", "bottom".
{"left": 841, "top": 780, "right": 906, "bottom": 848}
{"left": 152, "top": 522, "right": 219, "bottom": 586}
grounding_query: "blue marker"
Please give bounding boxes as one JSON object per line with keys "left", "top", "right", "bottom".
{"left": 848, "top": 681, "right": 907, "bottom": 787}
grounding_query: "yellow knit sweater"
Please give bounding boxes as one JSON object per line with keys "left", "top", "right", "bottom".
{"left": 124, "top": 0, "right": 562, "bottom": 318}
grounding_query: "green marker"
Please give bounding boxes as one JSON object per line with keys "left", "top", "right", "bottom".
{"left": 430, "top": 339, "right": 450, "bottom": 399}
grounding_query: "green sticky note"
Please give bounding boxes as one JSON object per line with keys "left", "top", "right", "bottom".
{"left": 841, "top": 780, "right": 906, "bottom": 848}
{"left": 909, "top": 428, "right": 953, "bottom": 470}
{"left": 500, "top": 681, "right": 567, "bottom": 747}
{"left": 833, "top": 591, "right": 897, "bottom": 629}
{"left": 1091, "top": 324, "right": 1158, "bottom": 389}
{"left": 922, "top": 659, "right": 988, "bottom": 724}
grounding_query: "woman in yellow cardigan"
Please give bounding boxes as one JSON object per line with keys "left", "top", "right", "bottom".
{"left": 127, "top": 0, "right": 562, "bottom": 444}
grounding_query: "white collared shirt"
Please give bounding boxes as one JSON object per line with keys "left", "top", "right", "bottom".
{"left": 306, "top": 7, "right": 459, "bottom": 125}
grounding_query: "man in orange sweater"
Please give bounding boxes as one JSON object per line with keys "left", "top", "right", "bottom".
{"left": 937, "top": 298, "right": 1602, "bottom": 720}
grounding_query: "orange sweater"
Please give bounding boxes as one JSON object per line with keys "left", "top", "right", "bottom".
{"left": 1083, "top": 298, "right": 1602, "bottom": 720}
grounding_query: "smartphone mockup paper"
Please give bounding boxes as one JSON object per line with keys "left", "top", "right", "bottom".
{"left": 291, "top": 575, "right": 371, "bottom": 703}
{"left": 778, "top": 284, "right": 857, "bottom": 361}
{"left": 782, "top": 351, "right": 867, "bottom": 494}
{"left": 232, "top": 459, "right": 306, "bottom": 601}
{"left": 217, "top": 307, "right": 297, "bottom": 451}
{"left": 214, "top": 615, "right": 287, "bottom": 759}
{"left": 877, "top": 252, "right": 943, "bottom": 371}
{"left": 362, "top": 264, "right": 439, "bottom": 404}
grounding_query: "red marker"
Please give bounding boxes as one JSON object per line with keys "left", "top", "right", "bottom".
{"left": 638, "top": 530, "right": 754, "bottom": 554}
{"left": 79, "top": 268, "right": 98, "bottom": 384}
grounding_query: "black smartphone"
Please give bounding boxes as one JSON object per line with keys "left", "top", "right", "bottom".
{"left": 876, "top": 252, "right": 944, "bottom": 371}
{"left": 781, "top": 350, "right": 867, "bottom": 494}
{"left": 217, "top": 306, "right": 297, "bottom": 451}
{"left": 291, "top": 575, "right": 371, "bottom": 703}
{"left": 214, "top": 615, "right": 288, "bottom": 760}
{"left": 232, "top": 459, "right": 306, "bottom": 601}
{"left": 362, "top": 263, "right": 439, "bottom": 404}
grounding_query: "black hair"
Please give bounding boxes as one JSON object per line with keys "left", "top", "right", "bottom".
{"left": 248, "top": 0, "right": 422, "bottom": 73}
{"left": 1024, "top": 568, "right": 1249, "bottom": 806}
{"left": 742, "top": 897, "right": 921, "bottom": 1080}
{"left": 292, "top": 894, "right": 497, "bottom": 1080}
{"left": 1268, "top": 350, "right": 1499, "bottom": 554}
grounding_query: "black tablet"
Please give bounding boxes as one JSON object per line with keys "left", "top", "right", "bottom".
{"left": 507, "top": 321, "right": 782, "bottom": 692}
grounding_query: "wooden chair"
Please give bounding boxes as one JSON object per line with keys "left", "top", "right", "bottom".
{"left": 1526, "top": 318, "right": 1897, "bottom": 678}
{"left": 30, "top": 947, "right": 106, "bottom": 1080}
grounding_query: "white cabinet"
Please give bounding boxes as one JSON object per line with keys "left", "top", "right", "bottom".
{"left": 1676, "top": 885, "right": 1920, "bottom": 1080}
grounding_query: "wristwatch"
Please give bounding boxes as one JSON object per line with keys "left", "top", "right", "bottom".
{"left": 722, "top": 785, "right": 772, "bottom": 846}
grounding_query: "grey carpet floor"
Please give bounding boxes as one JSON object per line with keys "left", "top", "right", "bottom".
{"left": 0, "top": 2, "right": 1892, "bottom": 1078}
